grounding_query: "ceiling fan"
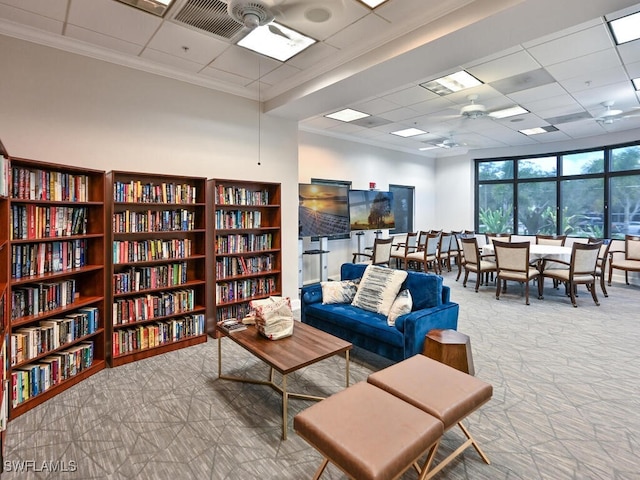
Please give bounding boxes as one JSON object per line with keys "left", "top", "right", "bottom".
{"left": 226, "top": 0, "right": 343, "bottom": 39}
{"left": 595, "top": 101, "right": 640, "bottom": 125}
{"left": 459, "top": 94, "right": 488, "bottom": 119}
{"left": 423, "top": 134, "right": 467, "bottom": 150}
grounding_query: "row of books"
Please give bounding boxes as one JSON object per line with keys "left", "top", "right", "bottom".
{"left": 11, "top": 240, "right": 87, "bottom": 279}
{"left": 113, "top": 181, "right": 198, "bottom": 204}
{"left": 215, "top": 233, "right": 273, "bottom": 254}
{"left": 216, "top": 303, "right": 252, "bottom": 322}
{"left": 112, "top": 208, "right": 195, "bottom": 234}
{"left": 215, "top": 254, "right": 275, "bottom": 279}
{"left": 215, "top": 185, "right": 270, "bottom": 206}
{"left": 10, "top": 205, "right": 87, "bottom": 240}
{"left": 10, "top": 307, "right": 99, "bottom": 366}
{"left": 12, "top": 341, "right": 94, "bottom": 407}
{"left": 112, "top": 289, "right": 195, "bottom": 325}
{"left": 112, "top": 238, "right": 192, "bottom": 264}
{"left": 215, "top": 210, "right": 262, "bottom": 229}
{"left": 112, "top": 314, "right": 205, "bottom": 356}
{"left": 216, "top": 277, "right": 277, "bottom": 304}
{"left": 11, "top": 279, "right": 77, "bottom": 320}
{"left": 112, "top": 262, "right": 188, "bottom": 294}
{"left": 11, "top": 167, "right": 89, "bottom": 202}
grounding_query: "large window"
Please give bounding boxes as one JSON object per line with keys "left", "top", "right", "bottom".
{"left": 475, "top": 143, "right": 640, "bottom": 239}
{"left": 389, "top": 184, "right": 414, "bottom": 234}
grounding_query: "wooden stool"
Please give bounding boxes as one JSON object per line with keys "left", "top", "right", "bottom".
{"left": 423, "top": 329, "right": 475, "bottom": 375}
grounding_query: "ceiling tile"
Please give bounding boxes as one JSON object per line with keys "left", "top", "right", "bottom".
{"left": 545, "top": 48, "right": 622, "bottom": 81}
{"left": 378, "top": 107, "right": 421, "bottom": 122}
{"left": 523, "top": 17, "right": 603, "bottom": 47}
{"left": 286, "top": 42, "right": 340, "bottom": 70}
{"left": 467, "top": 50, "right": 542, "bottom": 83}
{"left": 507, "top": 82, "right": 568, "bottom": 104}
{"left": 145, "top": 22, "right": 228, "bottom": 65}
{"left": 139, "top": 48, "right": 204, "bottom": 73}
{"left": 350, "top": 115, "right": 392, "bottom": 128}
{"left": 526, "top": 24, "right": 614, "bottom": 67}
{"left": 0, "top": 3, "right": 62, "bottom": 34}
{"left": 558, "top": 66, "right": 630, "bottom": 93}
{"left": 617, "top": 39, "right": 640, "bottom": 64}
{"left": 65, "top": 24, "right": 144, "bottom": 56}
{"left": 381, "top": 86, "right": 437, "bottom": 107}
{"left": 324, "top": 13, "right": 389, "bottom": 50}
{"left": 261, "top": 64, "right": 302, "bottom": 85}
{"left": 0, "top": 0, "right": 67, "bottom": 20}
{"left": 571, "top": 80, "right": 638, "bottom": 110}
{"left": 68, "top": 0, "right": 162, "bottom": 46}
{"left": 209, "top": 45, "right": 279, "bottom": 80}
{"left": 626, "top": 60, "right": 640, "bottom": 78}
{"left": 352, "top": 97, "right": 400, "bottom": 115}
{"left": 518, "top": 94, "right": 582, "bottom": 116}
{"left": 490, "top": 68, "right": 556, "bottom": 95}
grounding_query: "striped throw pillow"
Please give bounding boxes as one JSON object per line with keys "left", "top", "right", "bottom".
{"left": 351, "top": 265, "right": 408, "bottom": 316}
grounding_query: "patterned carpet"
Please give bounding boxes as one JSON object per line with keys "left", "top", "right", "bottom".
{"left": 4, "top": 268, "right": 640, "bottom": 479}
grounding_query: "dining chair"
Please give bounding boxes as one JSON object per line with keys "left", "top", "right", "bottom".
{"left": 607, "top": 235, "right": 640, "bottom": 286}
{"left": 437, "top": 232, "right": 454, "bottom": 272}
{"left": 390, "top": 232, "right": 418, "bottom": 269}
{"left": 588, "top": 237, "right": 611, "bottom": 297}
{"left": 539, "top": 241, "right": 602, "bottom": 307}
{"left": 352, "top": 237, "right": 394, "bottom": 266}
{"left": 493, "top": 240, "right": 540, "bottom": 305}
{"left": 485, "top": 232, "right": 512, "bottom": 245}
{"left": 460, "top": 236, "right": 497, "bottom": 292}
{"left": 405, "top": 231, "right": 441, "bottom": 273}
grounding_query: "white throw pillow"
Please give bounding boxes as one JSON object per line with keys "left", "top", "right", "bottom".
{"left": 321, "top": 280, "right": 359, "bottom": 304}
{"left": 387, "top": 289, "right": 412, "bottom": 326}
{"left": 351, "top": 265, "right": 408, "bottom": 316}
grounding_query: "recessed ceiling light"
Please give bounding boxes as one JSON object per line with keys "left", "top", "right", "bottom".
{"left": 633, "top": 77, "right": 640, "bottom": 90}
{"left": 489, "top": 106, "right": 529, "bottom": 119}
{"left": 419, "top": 71, "right": 483, "bottom": 96}
{"left": 115, "top": 0, "right": 175, "bottom": 17}
{"left": 608, "top": 11, "right": 640, "bottom": 44}
{"left": 519, "top": 126, "right": 559, "bottom": 136}
{"left": 358, "top": 0, "right": 389, "bottom": 8}
{"left": 325, "top": 108, "right": 370, "bottom": 122}
{"left": 391, "top": 128, "right": 427, "bottom": 138}
{"left": 237, "top": 22, "right": 316, "bottom": 62}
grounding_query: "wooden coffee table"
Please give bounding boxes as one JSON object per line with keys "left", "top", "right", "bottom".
{"left": 217, "top": 321, "right": 352, "bottom": 439}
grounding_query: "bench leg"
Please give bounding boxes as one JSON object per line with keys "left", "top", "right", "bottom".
{"left": 312, "top": 458, "right": 329, "bottom": 480}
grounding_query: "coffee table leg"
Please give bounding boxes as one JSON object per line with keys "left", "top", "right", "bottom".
{"left": 282, "top": 374, "right": 288, "bottom": 440}
{"left": 345, "top": 350, "right": 350, "bottom": 388}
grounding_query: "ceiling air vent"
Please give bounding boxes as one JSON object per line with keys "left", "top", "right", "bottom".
{"left": 173, "top": 0, "right": 244, "bottom": 39}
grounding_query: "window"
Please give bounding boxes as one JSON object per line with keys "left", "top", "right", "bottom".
{"left": 389, "top": 184, "right": 414, "bottom": 234}
{"left": 475, "top": 142, "right": 640, "bottom": 239}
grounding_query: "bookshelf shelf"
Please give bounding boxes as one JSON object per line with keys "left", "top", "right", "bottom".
{"left": 107, "top": 171, "right": 208, "bottom": 366}
{"left": 7, "top": 157, "right": 107, "bottom": 420}
{"left": 208, "top": 179, "right": 281, "bottom": 334}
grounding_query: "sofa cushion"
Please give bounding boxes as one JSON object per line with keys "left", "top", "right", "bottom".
{"left": 321, "top": 280, "right": 358, "bottom": 304}
{"left": 387, "top": 289, "right": 412, "bottom": 326}
{"left": 351, "top": 265, "right": 408, "bottom": 316}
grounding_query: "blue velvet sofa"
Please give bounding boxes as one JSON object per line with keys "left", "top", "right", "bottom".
{"left": 300, "top": 263, "right": 459, "bottom": 362}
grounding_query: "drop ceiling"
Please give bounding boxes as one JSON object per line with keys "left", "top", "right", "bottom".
{"left": 1, "top": 0, "right": 640, "bottom": 157}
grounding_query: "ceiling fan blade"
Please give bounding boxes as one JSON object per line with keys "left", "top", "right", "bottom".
{"left": 268, "top": 24, "right": 291, "bottom": 39}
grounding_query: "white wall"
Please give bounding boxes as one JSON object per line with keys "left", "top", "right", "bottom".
{"left": 0, "top": 35, "right": 300, "bottom": 302}
{"left": 298, "top": 130, "right": 437, "bottom": 282}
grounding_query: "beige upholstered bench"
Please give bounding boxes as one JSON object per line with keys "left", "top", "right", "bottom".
{"left": 368, "top": 354, "right": 493, "bottom": 478}
{"left": 294, "top": 381, "right": 443, "bottom": 480}
{"left": 294, "top": 355, "right": 492, "bottom": 480}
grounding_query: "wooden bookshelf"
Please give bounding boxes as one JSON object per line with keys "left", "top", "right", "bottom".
{"left": 208, "top": 179, "right": 281, "bottom": 334}
{"left": 7, "top": 157, "right": 107, "bottom": 420}
{"left": 107, "top": 171, "right": 207, "bottom": 367}
{"left": 0, "top": 141, "right": 9, "bottom": 455}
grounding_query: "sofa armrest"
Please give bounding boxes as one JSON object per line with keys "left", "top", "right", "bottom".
{"left": 301, "top": 283, "right": 323, "bottom": 306}
{"left": 441, "top": 285, "right": 451, "bottom": 304}
{"left": 397, "top": 302, "right": 460, "bottom": 358}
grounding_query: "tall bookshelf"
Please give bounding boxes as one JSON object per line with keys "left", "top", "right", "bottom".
{"left": 7, "top": 157, "right": 106, "bottom": 419}
{"left": 107, "top": 171, "right": 207, "bottom": 367}
{"left": 208, "top": 179, "right": 281, "bottom": 333}
{"left": 0, "top": 140, "right": 10, "bottom": 457}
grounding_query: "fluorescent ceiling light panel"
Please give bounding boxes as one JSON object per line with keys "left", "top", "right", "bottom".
{"left": 325, "top": 108, "right": 370, "bottom": 122}
{"left": 608, "top": 11, "right": 640, "bottom": 44}
{"left": 359, "top": 0, "right": 389, "bottom": 7}
{"left": 419, "top": 70, "right": 483, "bottom": 96}
{"left": 519, "top": 126, "right": 558, "bottom": 136}
{"left": 419, "top": 146, "right": 439, "bottom": 151}
{"left": 489, "top": 106, "right": 529, "bottom": 119}
{"left": 633, "top": 77, "right": 640, "bottom": 90}
{"left": 115, "top": 0, "right": 175, "bottom": 17}
{"left": 391, "top": 128, "right": 427, "bottom": 137}
{"left": 237, "top": 22, "right": 316, "bottom": 62}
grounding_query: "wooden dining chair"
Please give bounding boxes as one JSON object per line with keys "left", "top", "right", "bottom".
{"left": 405, "top": 231, "right": 441, "bottom": 273}
{"left": 535, "top": 234, "right": 567, "bottom": 246}
{"left": 390, "top": 232, "right": 418, "bottom": 269}
{"left": 588, "top": 237, "right": 612, "bottom": 297}
{"left": 437, "top": 232, "right": 454, "bottom": 272}
{"left": 539, "top": 241, "right": 602, "bottom": 307}
{"left": 460, "top": 236, "right": 497, "bottom": 292}
{"left": 607, "top": 235, "right": 640, "bottom": 286}
{"left": 493, "top": 240, "right": 540, "bottom": 305}
{"left": 352, "top": 237, "right": 394, "bottom": 266}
